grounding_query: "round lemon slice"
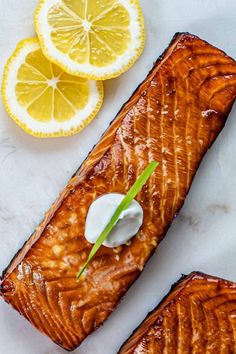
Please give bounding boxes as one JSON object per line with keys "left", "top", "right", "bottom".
{"left": 2, "top": 38, "right": 103, "bottom": 138}
{"left": 35, "top": 0, "right": 145, "bottom": 80}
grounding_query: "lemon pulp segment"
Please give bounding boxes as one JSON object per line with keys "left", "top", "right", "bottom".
{"left": 48, "top": 0, "right": 131, "bottom": 67}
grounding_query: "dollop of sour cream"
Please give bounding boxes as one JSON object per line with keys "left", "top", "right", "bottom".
{"left": 85, "top": 193, "right": 143, "bottom": 248}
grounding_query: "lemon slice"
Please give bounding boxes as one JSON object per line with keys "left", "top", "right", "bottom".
{"left": 35, "top": 0, "right": 145, "bottom": 80}
{"left": 1, "top": 38, "right": 103, "bottom": 138}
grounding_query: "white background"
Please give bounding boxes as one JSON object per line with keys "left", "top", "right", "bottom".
{"left": 0, "top": 1, "right": 236, "bottom": 353}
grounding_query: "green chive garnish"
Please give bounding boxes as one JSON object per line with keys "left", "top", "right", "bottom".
{"left": 76, "top": 161, "right": 159, "bottom": 280}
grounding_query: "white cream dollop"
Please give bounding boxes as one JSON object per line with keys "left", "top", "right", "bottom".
{"left": 85, "top": 193, "right": 143, "bottom": 248}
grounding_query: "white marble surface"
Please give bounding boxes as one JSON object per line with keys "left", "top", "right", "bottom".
{"left": 0, "top": 0, "right": 236, "bottom": 353}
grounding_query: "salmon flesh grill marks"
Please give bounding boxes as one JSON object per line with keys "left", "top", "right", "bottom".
{"left": 1, "top": 33, "right": 236, "bottom": 351}
{"left": 119, "top": 272, "right": 236, "bottom": 354}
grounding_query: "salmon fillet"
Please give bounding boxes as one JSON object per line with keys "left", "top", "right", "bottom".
{"left": 1, "top": 33, "right": 236, "bottom": 351}
{"left": 119, "top": 272, "right": 236, "bottom": 354}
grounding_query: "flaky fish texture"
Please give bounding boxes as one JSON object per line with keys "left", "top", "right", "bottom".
{"left": 1, "top": 33, "right": 236, "bottom": 351}
{"left": 119, "top": 272, "right": 236, "bottom": 354}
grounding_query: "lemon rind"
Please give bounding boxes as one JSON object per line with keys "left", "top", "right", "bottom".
{"left": 1, "top": 38, "right": 104, "bottom": 138}
{"left": 34, "top": 0, "right": 146, "bottom": 81}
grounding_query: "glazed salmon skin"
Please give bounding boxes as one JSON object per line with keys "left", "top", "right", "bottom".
{"left": 1, "top": 33, "right": 236, "bottom": 351}
{"left": 119, "top": 272, "right": 236, "bottom": 354}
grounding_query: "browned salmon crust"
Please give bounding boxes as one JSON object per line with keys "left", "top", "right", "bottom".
{"left": 1, "top": 33, "right": 236, "bottom": 351}
{"left": 118, "top": 272, "right": 236, "bottom": 354}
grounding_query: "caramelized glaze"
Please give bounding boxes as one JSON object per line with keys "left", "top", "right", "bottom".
{"left": 119, "top": 272, "right": 236, "bottom": 354}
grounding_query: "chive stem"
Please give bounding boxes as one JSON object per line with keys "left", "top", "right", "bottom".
{"left": 76, "top": 161, "right": 159, "bottom": 280}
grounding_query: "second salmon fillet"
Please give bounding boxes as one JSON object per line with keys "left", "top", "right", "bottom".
{"left": 119, "top": 272, "right": 236, "bottom": 354}
{"left": 1, "top": 33, "right": 236, "bottom": 351}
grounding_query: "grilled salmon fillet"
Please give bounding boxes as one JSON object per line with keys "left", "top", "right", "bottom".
{"left": 1, "top": 33, "right": 236, "bottom": 351}
{"left": 119, "top": 272, "right": 236, "bottom": 354}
